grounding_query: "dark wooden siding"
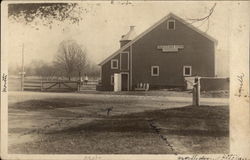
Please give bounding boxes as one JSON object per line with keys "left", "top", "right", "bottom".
{"left": 121, "top": 52, "right": 129, "bottom": 71}
{"left": 101, "top": 48, "right": 130, "bottom": 91}
{"left": 101, "top": 54, "right": 120, "bottom": 91}
{"left": 131, "top": 17, "right": 215, "bottom": 89}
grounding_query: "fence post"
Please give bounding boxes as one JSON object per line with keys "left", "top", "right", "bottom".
{"left": 193, "top": 76, "right": 200, "bottom": 106}
{"left": 19, "top": 72, "right": 25, "bottom": 91}
{"left": 77, "top": 81, "right": 80, "bottom": 92}
{"left": 40, "top": 80, "right": 43, "bottom": 92}
{"left": 21, "top": 74, "right": 24, "bottom": 91}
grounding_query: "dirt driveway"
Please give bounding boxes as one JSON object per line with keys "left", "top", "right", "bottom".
{"left": 8, "top": 91, "right": 229, "bottom": 154}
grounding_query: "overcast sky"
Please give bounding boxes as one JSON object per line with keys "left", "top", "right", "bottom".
{"left": 7, "top": 1, "right": 239, "bottom": 76}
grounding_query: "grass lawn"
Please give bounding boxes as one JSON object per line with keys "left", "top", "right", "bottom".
{"left": 78, "top": 89, "right": 229, "bottom": 98}
{"left": 8, "top": 92, "right": 229, "bottom": 154}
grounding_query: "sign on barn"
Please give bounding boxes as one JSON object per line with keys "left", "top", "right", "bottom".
{"left": 157, "top": 45, "right": 184, "bottom": 52}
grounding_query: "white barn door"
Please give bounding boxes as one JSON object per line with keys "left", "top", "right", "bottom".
{"left": 114, "top": 73, "right": 121, "bottom": 92}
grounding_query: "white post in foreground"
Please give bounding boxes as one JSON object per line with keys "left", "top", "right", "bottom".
{"left": 114, "top": 73, "right": 121, "bottom": 92}
{"left": 192, "top": 76, "right": 200, "bottom": 106}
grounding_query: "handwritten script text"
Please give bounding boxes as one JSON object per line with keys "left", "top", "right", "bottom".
{"left": 2, "top": 73, "right": 7, "bottom": 92}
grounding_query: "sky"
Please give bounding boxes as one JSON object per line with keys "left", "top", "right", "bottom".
{"left": 6, "top": 1, "right": 235, "bottom": 76}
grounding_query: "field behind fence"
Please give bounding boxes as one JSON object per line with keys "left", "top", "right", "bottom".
{"left": 8, "top": 76, "right": 98, "bottom": 92}
{"left": 9, "top": 75, "right": 229, "bottom": 92}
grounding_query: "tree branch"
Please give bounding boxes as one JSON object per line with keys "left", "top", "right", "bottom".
{"left": 187, "top": 3, "right": 216, "bottom": 23}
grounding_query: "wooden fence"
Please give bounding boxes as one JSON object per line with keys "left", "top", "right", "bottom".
{"left": 23, "top": 79, "right": 42, "bottom": 91}
{"left": 22, "top": 78, "right": 98, "bottom": 92}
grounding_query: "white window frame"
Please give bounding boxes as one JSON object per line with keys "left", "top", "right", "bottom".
{"left": 111, "top": 75, "right": 114, "bottom": 85}
{"left": 111, "top": 59, "right": 118, "bottom": 69}
{"left": 167, "top": 19, "right": 175, "bottom": 30}
{"left": 151, "top": 66, "right": 160, "bottom": 76}
{"left": 183, "top": 66, "right": 192, "bottom": 76}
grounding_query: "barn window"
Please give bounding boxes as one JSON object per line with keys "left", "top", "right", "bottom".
{"left": 111, "top": 59, "right": 118, "bottom": 69}
{"left": 167, "top": 20, "right": 175, "bottom": 30}
{"left": 111, "top": 75, "right": 114, "bottom": 85}
{"left": 151, "top": 66, "right": 159, "bottom": 76}
{"left": 183, "top": 66, "right": 192, "bottom": 76}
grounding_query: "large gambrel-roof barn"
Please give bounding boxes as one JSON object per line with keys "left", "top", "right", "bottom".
{"left": 98, "top": 13, "right": 217, "bottom": 91}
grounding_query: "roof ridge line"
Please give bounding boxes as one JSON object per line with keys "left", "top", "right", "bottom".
{"left": 99, "top": 13, "right": 172, "bottom": 65}
{"left": 99, "top": 12, "right": 217, "bottom": 66}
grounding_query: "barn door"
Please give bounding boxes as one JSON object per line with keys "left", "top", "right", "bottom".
{"left": 121, "top": 73, "right": 129, "bottom": 91}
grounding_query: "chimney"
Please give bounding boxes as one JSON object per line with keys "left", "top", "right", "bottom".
{"left": 129, "top": 25, "right": 135, "bottom": 31}
{"left": 120, "top": 26, "right": 136, "bottom": 48}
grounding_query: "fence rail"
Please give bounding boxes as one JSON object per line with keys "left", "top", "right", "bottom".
{"left": 22, "top": 79, "right": 98, "bottom": 92}
{"left": 23, "top": 80, "right": 42, "bottom": 91}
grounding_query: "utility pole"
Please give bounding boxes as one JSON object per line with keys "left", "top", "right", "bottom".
{"left": 19, "top": 43, "right": 25, "bottom": 91}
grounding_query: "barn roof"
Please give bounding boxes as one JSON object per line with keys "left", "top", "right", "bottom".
{"left": 99, "top": 12, "right": 218, "bottom": 66}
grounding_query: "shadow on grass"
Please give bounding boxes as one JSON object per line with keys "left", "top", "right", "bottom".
{"left": 9, "top": 97, "right": 136, "bottom": 111}
{"left": 9, "top": 99, "right": 91, "bottom": 110}
{"left": 49, "top": 105, "right": 229, "bottom": 137}
{"left": 9, "top": 97, "right": 229, "bottom": 137}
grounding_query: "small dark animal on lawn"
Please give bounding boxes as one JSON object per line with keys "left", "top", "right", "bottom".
{"left": 106, "top": 107, "right": 113, "bottom": 116}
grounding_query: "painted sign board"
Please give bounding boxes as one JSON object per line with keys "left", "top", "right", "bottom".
{"left": 157, "top": 45, "right": 184, "bottom": 52}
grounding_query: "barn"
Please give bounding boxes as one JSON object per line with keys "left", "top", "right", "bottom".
{"left": 98, "top": 13, "right": 218, "bottom": 91}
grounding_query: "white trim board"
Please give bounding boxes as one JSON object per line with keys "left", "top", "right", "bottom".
{"left": 130, "top": 45, "right": 133, "bottom": 90}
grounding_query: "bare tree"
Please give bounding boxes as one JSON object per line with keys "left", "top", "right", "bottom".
{"left": 54, "top": 40, "right": 87, "bottom": 80}
{"left": 187, "top": 3, "right": 217, "bottom": 32}
{"left": 85, "top": 61, "right": 100, "bottom": 79}
{"left": 35, "top": 64, "right": 57, "bottom": 80}
{"left": 75, "top": 46, "right": 87, "bottom": 81}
